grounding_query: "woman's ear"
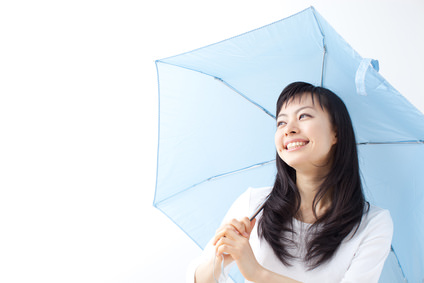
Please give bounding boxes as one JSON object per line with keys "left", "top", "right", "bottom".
{"left": 332, "top": 128, "right": 338, "bottom": 145}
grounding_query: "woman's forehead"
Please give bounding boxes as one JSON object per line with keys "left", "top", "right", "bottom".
{"left": 280, "top": 92, "right": 320, "bottom": 109}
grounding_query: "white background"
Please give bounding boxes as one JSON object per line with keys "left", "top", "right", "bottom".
{"left": 1, "top": 0, "right": 423, "bottom": 282}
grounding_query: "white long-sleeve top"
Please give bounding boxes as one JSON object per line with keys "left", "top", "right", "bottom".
{"left": 187, "top": 187, "right": 393, "bottom": 283}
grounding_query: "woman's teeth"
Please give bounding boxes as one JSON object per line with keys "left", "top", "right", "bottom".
{"left": 286, "top": 141, "right": 307, "bottom": 150}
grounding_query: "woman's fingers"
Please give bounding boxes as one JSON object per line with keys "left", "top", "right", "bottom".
{"left": 230, "top": 218, "right": 249, "bottom": 237}
{"left": 213, "top": 218, "right": 262, "bottom": 282}
{"left": 213, "top": 219, "right": 245, "bottom": 244}
{"left": 215, "top": 241, "right": 231, "bottom": 258}
{"left": 213, "top": 217, "right": 256, "bottom": 246}
{"left": 213, "top": 224, "right": 238, "bottom": 245}
{"left": 213, "top": 225, "right": 242, "bottom": 245}
{"left": 215, "top": 231, "right": 252, "bottom": 259}
{"left": 215, "top": 234, "right": 238, "bottom": 257}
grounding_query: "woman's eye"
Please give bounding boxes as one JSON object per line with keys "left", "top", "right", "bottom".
{"left": 277, "top": 121, "right": 286, "bottom": 127}
{"left": 299, "top": 113, "right": 311, "bottom": 119}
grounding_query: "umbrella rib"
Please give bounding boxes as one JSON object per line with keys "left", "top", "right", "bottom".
{"left": 320, "top": 45, "right": 327, "bottom": 87}
{"left": 156, "top": 61, "right": 275, "bottom": 120}
{"left": 206, "top": 159, "right": 275, "bottom": 182}
{"left": 357, "top": 140, "right": 424, "bottom": 145}
{"left": 214, "top": 77, "right": 276, "bottom": 119}
{"left": 390, "top": 245, "right": 408, "bottom": 282}
{"left": 154, "top": 160, "right": 275, "bottom": 206}
{"left": 156, "top": 60, "right": 217, "bottom": 79}
{"left": 311, "top": 6, "right": 326, "bottom": 87}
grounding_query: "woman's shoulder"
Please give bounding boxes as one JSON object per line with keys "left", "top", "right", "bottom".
{"left": 365, "top": 204, "right": 392, "bottom": 222}
{"left": 359, "top": 204, "right": 393, "bottom": 236}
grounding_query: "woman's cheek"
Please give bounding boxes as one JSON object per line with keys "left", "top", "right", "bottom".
{"left": 274, "top": 131, "right": 283, "bottom": 150}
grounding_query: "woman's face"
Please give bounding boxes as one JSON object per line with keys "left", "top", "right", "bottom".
{"left": 275, "top": 93, "right": 337, "bottom": 173}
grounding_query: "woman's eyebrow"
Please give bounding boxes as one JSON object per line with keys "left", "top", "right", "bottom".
{"left": 277, "top": 106, "right": 315, "bottom": 118}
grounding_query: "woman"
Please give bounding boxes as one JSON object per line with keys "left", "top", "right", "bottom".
{"left": 188, "top": 82, "right": 393, "bottom": 283}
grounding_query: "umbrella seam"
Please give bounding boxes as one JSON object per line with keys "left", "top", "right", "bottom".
{"left": 357, "top": 141, "right": 424, "bottom": 145}
{"left": 310, "top": 7, "right": 325, "bottom": 39}
{"left": 320, "top": 45, "right": 327, "bottom": 87}
{"left": 155, "top": 61, "right": 276, "bottom": 119}
{"left": 153, "top": 203, "right": 206, "bottom": 251}
{"left": 310, "top": 6, "right": 327, "bottom": 87}
{"left": 391, "top": 245, "right": 408, "bottom": 282}
{"left": 153, "top": 160, "right": 275, "bottom": 207}
{"left": 155, "top": 60, "right": 216, "bottom": 78}
{"left": 214, "top": 77, "right": 276, "bottom": 119}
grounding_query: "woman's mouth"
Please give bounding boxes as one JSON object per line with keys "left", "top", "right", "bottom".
{"left": 286, "top": 141, "right": 309, "bottom": 151}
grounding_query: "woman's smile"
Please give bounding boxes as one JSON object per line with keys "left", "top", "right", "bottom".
{"left": 286, "top": 141, "right": 309, "bottom": 151}
{"left": 284, "top": 139, "right": 310, "bottom": 151}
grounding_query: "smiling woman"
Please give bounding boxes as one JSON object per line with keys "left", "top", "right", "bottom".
{"left": 275, "top": 95, "right": 337, "bottom": 177}
{"left": 189, "top": 82, "right": 393, "bottom": 283}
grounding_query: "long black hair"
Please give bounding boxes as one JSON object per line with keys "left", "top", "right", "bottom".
{"left": 258, "top": 82, "right": 367, "bottom": 269}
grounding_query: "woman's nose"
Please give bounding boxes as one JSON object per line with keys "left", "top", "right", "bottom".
{"left": 284, "top": 123, "right": 298, "bottom": 136}
{"left": 284, "top": 130, "right": 297, "bottom": 136}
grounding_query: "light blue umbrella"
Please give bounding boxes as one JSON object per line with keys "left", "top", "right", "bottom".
{"left": 154, "top": 7, "right": 424, "bottom": 283}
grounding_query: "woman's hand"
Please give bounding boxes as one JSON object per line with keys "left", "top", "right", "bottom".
{"left": 213, "top": 217, "right": 264, "bottom": 282}
{"left": 195, "top": 217, "right": 301, "bottom": 283}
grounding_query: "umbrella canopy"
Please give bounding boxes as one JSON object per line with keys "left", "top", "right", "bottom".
{"left": 154, "top": 7, "right": 424, "bottom": 283}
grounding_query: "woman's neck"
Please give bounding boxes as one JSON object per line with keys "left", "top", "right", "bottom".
{"left": 295, "top": 173, "right": 331, "bottom": 224}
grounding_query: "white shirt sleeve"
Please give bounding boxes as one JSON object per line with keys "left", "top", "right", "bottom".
{"left": 185, "top": 188, "right": 253, "bottom": 283}
{"left": 340, "top": 209, "right": 394, "bottom": 283}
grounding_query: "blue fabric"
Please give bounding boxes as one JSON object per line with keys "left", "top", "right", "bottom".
{"left": 154, "top": 7, "right": 424, "bottom": 282}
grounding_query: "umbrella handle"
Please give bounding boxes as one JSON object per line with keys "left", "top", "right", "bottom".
{"left": 249, "top": 194, "right": 271, "bottom": 221}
